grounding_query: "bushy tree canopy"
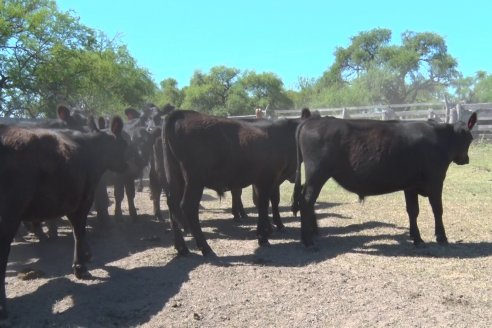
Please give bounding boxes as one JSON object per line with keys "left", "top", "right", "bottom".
{"left": 0, "top": 0, "right": 155, "bottom": 118}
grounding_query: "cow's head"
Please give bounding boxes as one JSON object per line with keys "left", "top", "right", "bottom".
{"left": 57, "top": 105, "right": 70, "bottom": 121}
{"left": 101, "top": 116, "right": 128, "bottom": 173}
{"left": 452, "top": 112, "right": 477, "bottom": 165}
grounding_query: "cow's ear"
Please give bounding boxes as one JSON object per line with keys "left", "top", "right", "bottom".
{"left": 301, "top": 108, "right": 311, "bottom": 119}
{"left": 87, "top": 115, "right": 99, "bottom": 132}
{"left": 111, "top": 116, "right": 124, "bottom": 136}
{"left": 97, "top": 116, "right": 106, "bottom": 130}
{"left": 468, "top": 112, "right": 477, "bottom": 130}
{"left": 57, "top": 105, "right": 70, "bottom": 121}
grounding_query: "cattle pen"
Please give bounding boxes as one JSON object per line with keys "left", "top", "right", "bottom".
{"left": 2, "top": 106, "right": 492, "bottom": 327}
{"left": 3, "top": 142, "right": 491, "bottom": 327}
{"left": 274, "top": 102, "right": 492, "bottom": 141}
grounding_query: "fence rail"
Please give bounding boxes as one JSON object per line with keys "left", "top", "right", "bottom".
{"left": 272, "top": 102, "right": 492, "bottom": 141}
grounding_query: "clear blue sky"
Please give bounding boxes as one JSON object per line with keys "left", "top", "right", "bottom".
{"left": 56, "top": 0, "right": 492, "bottom": 90}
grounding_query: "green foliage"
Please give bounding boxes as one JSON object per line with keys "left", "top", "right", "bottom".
{"left": 1, "top": 6, "right": 488, "bottom": 120}
{"left": 154, "top": 78, "right": 184, "bottom": 108}
{"left": 0, "top": 0, "right": 155, "bottom": 118}
{"left": 179, "top": 66, "right": 294, "bottom": 116}
{"left": 309, "top": 28, "right": 460, "bottom": 108}
{"left": 472, "top": 73, "right": 492, "bottom": 102}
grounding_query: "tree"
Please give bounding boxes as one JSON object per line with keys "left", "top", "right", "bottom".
{"left": 182, "top": 66, "right": 241, "bottom": 114}
{"left": 0, "top": 0, "right": 155, "bottom": 118}
{"left": 155, "top": 78, "right": 184, "bottom": 108}
{"left": 181, "top": 66, "right": 295, "bottom": 116}
{"left": 472, "top": 72, "right": 492, "bottom": 102}
{"left": 241, "top": 71, "right": 293, "bottom": 111}
{"left": 317, "top": 28, "right": 460, "bottom": 105}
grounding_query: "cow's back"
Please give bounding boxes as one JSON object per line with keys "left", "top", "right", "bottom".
{"left": 298, "top": 117, "right": 455, "bottom": 197}
{"left": 1, "top": 125, "right": 126, "bottom": 221}
{"left": 164, "top": 111, "right": 299, "bottom": 191}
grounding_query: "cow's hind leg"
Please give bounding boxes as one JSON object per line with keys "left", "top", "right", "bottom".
{"left": 113, "top": 177, "right": 125, "bottom": 219}
{"left": 165, "top": 189, "right": 189, "bottom": 255}
{"left": 181, "top": 184, "right": 213, "bottom": 256}
{"left": 300, "top": 171, "right": 328, "bottom": 247}
{"left": 270, "top": 186, "right": 285, "bottom": 231}
{"left": 124, "top": 175, "right": 138, "bottom": 221}
{"left": 254, "top": 185, "right": 274, "bottom": 246}
{"left": 94, "top": 180, "right": 110, "bottom": 222}
{"left": 231, "top": 188, "right": 248, "bottom": 220}
{"left": 404, "top": 190, "right": 424, "bottom": 246}
{"left": 149, "top": 168, "right": 164, "bottom": 222}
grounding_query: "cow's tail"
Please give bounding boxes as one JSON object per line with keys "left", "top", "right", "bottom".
{"left": 291, "top": 122, "right": 305, "bottom": 217}
{"left": 162, "top": 111, "right": 189, "bottom": 231}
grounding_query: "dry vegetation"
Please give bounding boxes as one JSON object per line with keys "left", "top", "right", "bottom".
{"left": 4, "top": 143, "right": 492, "bottom": 327}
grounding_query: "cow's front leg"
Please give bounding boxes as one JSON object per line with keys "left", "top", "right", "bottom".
{"left": 404, "top": 190, "right": 424, "bottom": 246}
{"left": 428, "top": 184, "right": 448, "bottom": 245}
{"left": 254, "top": 185, "right": 273, "bottom": 246}
{"left": 68, "top": 214, "right": 92, "bottom": 279}
{"left": 0, "top": 215, "right": 21, "bottom": 320}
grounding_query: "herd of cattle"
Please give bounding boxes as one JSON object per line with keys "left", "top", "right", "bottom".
{"left": 0, "top": 104, "right": 477, "bottom": 319}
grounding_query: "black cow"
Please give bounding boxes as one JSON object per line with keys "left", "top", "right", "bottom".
{"left": 92, "top": 121, "right": 146, "bottom": 222}
{"left": 292, "top": 113, "right": 478, "bottom": 247}
{"left": 17, "top": 105, "right": 89, "bottom": 240}
{"left": 162, "top": 110, "right": 305, "bottom": 256}
{"left": 229, "top": 108, "right": 313, "bottom": 222}
{"left": 0, "top": 117, "right": 127, "bottom": 320}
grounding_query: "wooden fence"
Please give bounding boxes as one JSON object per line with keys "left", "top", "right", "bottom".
{"left": 273, "top": 102, "right": 492, "bottom": 141}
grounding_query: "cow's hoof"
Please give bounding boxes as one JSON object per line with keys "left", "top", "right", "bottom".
{"left": 437, "top": 236, "right": 449, "bottom": 245}
{"left": 176, "top": 247, "right": 190, "bottom": 257}
{"left": 304, "top": 244, "right": 319, "bottom": 252}
{"left": 129, "top": 209, "right": 138, "bottom": 222}
{"left": 200, "top": 244, "right": 215, "bottom": 256}
{"left": 47, "top": 233, "right": 58, "bottom": 240}
{"left": 97, "top": 213, "right": 110, "bottom": 223}
{"left": 114, "top": 208, "right": 123, "bottom": 219}
{"left": 258, "top": 237, "right": 270, "bottom": 247}
{"left": 276, "top": 224, "right": 286, "bottom": 233}
{"left": 0, "top": 305, "right": 8, "bottom": 321}
{"left": 73, "top": 266, "right": 92, "bottom": 280}
{"left": 0, "top": 317, "right": 9, "bottom": 328}
{"left": 202, "top": 249, "right": 217, "bottom": 259}
{"left": 413, "top": 239, "right": 426, "bottom": 248}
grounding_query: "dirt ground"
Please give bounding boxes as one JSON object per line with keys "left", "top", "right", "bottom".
{"left": 4, "top": 171, "right": 492, "bottom": 327}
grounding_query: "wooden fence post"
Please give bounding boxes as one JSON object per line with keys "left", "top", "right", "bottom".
{"left": 456, "top": 103, "right": 463, "bottom": 122}
{"left": 444, "top": 97, "right": 451, "bottom": 123}
{"left": 382, "top": 108, "right": 397, "bottom": 120}
{"left": 342, "top": 108, "right": 350, "bottom": 119}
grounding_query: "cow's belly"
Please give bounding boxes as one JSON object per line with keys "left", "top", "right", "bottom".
{"left": 204, "top": 172, "right": 257, "bottom": 192}
{"left": 333, "top": 170, "right": 421, "bottom": 197}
